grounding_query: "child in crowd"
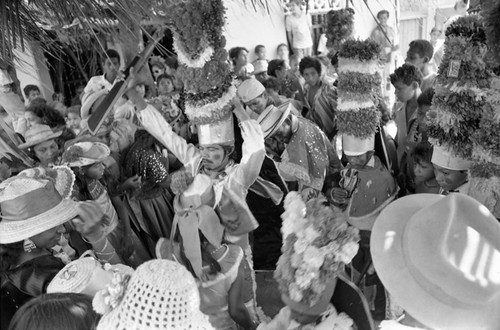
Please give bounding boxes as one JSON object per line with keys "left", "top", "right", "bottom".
{"left": 411, "top": 142, "right": 440, "bottom": 194}
{"left": 252, "top": 60, "right": 269, "bottom": 83}
{"left": 149, "top": 55, "right": 166, "bottom": 81}
{"left": 229, "top": 47, "right": 254, "bottom": 80}
{"left": 285, "top": 0, "right": 313, "bottom": 59}
{"left": 399, "top": 88, "right": 434, "bottom": 194}
{"left": 66, "top": 105, "right": 82, "bottom": 135}
{"left": 9, "top": 293, "right": 100, "bottom": 330}
{"left": 83, "top": 49, "right": 120, "bottom": 96}
{"left": 62, "top": 141, "right": 135, "bottom": 265}
{"left": 23, "top": 84, "right": 42, "bottom": 105}
{"left": 390, "top": 64, "right": 423, "bottom": 163}
{"left": 164, "top": 55, "right": 184, "bottom": 91}
{"left": 431, "top": 145, "right": 470, "bottom": 194}
{"left": 288, "top": 54, "right": 305, "bottom": 88}
{"left": 252, "top": 45, "right": 268, "bottom": 67}
{"left": 276, "top": 43, "right": 290, "bottom": 69}
{"left": 267, "top": 59, "right": 304, "bottom": 103}
{"left": 405, "top": 39, "right": 437, "bottom": 92}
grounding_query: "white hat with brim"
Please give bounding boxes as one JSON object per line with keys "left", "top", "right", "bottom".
{"left": 18, "top": 124, "right": 63, "bottom": 149}
{"left": 257, "top": 102, "right": 292, "bottom": 139}
{"left": 62, "top": 141, "right": 110, "bottom": 167}
{"left": 81, "top": 89, "right": 108, "bottom": 120}
{"left": 0, "top": 171, "right": 78, "bottom": 244}
{"left": 371, "top": 193, "right": 500, "bottom": 330}
{"left": 237, "top": 78, "right": 265, "bottom": 103}
{"left": 431, "top": 144, "right": 472, "bottom": 171}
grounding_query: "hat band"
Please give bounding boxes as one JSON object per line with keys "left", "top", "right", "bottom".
{"left": 1, "top": 185, "right": 62, "bottom": 220}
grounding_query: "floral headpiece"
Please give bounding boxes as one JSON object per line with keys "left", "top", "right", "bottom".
{"left": 274, "top": 192, "right": 360, "bottom": 307}
{"left": 93, "top": 265, "right": 132, "bottom": 315}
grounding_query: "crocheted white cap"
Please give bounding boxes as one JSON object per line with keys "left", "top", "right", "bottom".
{"left": 96, "top": 259, "right": 214, "bottom": 330}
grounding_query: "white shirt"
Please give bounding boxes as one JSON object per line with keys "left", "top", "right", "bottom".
{"left": 83, "top": 74, "right": 116, "bottom": 96}
{"left": 285, "top": 12, "right": 313, "bottom": 49}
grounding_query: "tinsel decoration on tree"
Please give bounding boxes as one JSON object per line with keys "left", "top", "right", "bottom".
{"left": 153, "top": 0, "right": 234, "bottom": 125}
{"left": 324, "top": 8, "right": 355, "bottom": 53}
{"left": 336, "top": 39, "right": 381, "bottom": 141}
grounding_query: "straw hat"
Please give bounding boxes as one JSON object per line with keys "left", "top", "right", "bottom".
{"left": 371, "top": 193, "right": 500, "bottom": 330}
{"left": 81, "top": 89, "right": 108, "bottom": 120}
{"left": 48, "top": 257, "right": 134, "bottom": 297}
{"left": 237, "top": 78, "right": 265, "bottom": 103}
{"left": 431, "top": 144, "right": 472, "bottom": 171}
{"left": 62, "top": 141, "right": 110, "bottom": 167}
{"left": 0, "top": 166, "right": 78, "bottom": 244}
{"left": 18, "top": 124, "right": 63, "bottom": 149}
{"left": 257, "top": 102, "right": 292, "bottom": 139}
{"left": 96, "top": 259, "right": 215, "bottom": 330}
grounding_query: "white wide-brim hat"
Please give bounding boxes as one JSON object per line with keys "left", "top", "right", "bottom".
{"left": 257, "top": 102, "right": 292, "bottom": 139}
{"left": 0, "top": 166, "right": 78, "bottom": 244}
{"left": 18, "top": 124, "right": 63, "bottom": 149}
{"left": 371, "top": 193, "right": 500, "bottom": 330}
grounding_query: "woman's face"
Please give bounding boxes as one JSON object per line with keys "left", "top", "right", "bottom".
{"left": 25, "top": 111, "right": 42, "bottom": 128}
{"left": 30, "top": 224, "right": 65, "bottom": 249}
{"left": 158, "top": 78, "right": 174, "bottom": 95}
{"left": 33, "top": 139, "right": 59, "bottom": 166}
{"left": 84, "top": 161, "right": 106, "bottom": 180}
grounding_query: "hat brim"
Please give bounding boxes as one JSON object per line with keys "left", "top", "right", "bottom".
{"left": 371, "top": 194, "right": 498, "bottom": 330}
{"left": 64, "top": 142, "right": 110, "bottom": 168}
{"left": 258, "top": 103, "right": 292, "bottom": 139}
{"left": 0, "top": 198, "right": 78, "bottom": 244}
{"left": 18, "top": 130, "right": 63, "bottom": 149}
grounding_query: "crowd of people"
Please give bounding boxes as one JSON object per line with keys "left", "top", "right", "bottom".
{"left": 0, "top": 0, "right": 499, "bottom": 329}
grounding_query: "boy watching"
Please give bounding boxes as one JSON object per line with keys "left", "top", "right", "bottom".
{"left": 252, "top": 45, "right": 267, "bottom": 66}
{"left": 23, "top": 85, "right": 42, "bottom": 105}
{"left": 66, "top": 105, "right": 82, "bottom": 135}
{"left": 390, "top": 64, "right": 423, "bottom": 163}
{"left": 405, "top": 39, "right": 436, "bottom": 92}
{"left": 285, "top": 0, "right": 313, "bottom": 60}
{"left": 411, "top": 142, "right": 440, "bottom": 194}
{"left": 83, "top": 49, "right": 121, "bottom": 95}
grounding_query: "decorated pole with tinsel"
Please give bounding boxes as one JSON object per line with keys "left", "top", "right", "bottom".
{"left": 336, "top": 39, "right": 381, "bottom": 155}
{"left": 155, "top": 0, "right": 235, "bottom": 127}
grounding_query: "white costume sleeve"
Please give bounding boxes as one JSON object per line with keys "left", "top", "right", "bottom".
{"left": 138, "top": 104, "right": 201, "bottom": 173}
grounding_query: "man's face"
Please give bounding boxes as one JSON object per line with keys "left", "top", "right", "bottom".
{"left": 346, "top": 152, "right": 371, "bottom": 169}
{"left": 405, "top": 50, "right": 426, "bottom": 71}
{"left": 302, "top": 67, "right": 320, "bottom": 87}
{"left": 28, "top": 90, "right": 41, "bottom": 102}
{"left": 25, "top": 111, "right": 42, "bottom": 128}
{"left": 158, "top": 77, "right": 174, "bottom": 95}
{"left": 378, "top": 13, "right": 389, "bottom": 26}
{"left": 433, "top": 164, "right": 468, "bottom": 192}
{"left": 103, "top": 57, "right": 120, "bottom": 81}
{"left": 393, "top": 81, "right": 417, "bottom": 103}
{"left": 199, "top": 144, "right": 229, "bottom": 171}
{"left": 271, "top": 119, "right": 293, "bottom": 145}
{"left": 245, "top": 93, "right": 268, "bottom": 115}
{"left": 277, "top": 45, "right": 289, "bottom": 60}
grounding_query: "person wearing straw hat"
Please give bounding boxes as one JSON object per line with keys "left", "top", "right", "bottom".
{"left": 257, "top": 101, "right": 341, "bottom": 199}
{"left": 0, "top": 166, "right": 121, "bottom": 327}
{"left": 157, "top": 174, "right": 258, "bottom": 330}
{"left": 94, "top": 259, "right": 216, "bottom": 330}
{"left": 371, "top": 193, "right": 500, "bottom": 330}
{"left": 19, "top": 124, "right": 63, "bottom": 167}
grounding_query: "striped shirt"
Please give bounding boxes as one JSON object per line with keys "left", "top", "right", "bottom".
{"left": 303, "top": 80, "right": 338, "bottom": 140}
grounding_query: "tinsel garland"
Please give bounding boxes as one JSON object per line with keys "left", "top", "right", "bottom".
{"left": 338, "top": 39, "right": 380, "bottom": 62}
{"left": 336, "top": 108, "right": 380, "bottom": 139}
{"left": 337, "top": 71, "right": 381, "bottom": 95}
{"left": 325, "top": 8, "right": 354, "bottom": 50}
{"left": 184, "top": 85, "right": 236, "bottom": 125}
{"left": 482, "top": 0, "right": 500, "bottom": 65}
{"left": 427, "top": 124, "right": 474, "bottom": 159}
{"left": 173, "top": 36, "right": 214, "bottom": 68}
{"left": 336, "top": 91, "right": 372, "bottom": 104}
{"left": 445, "top": 15, "right": 486, "bottom": 44}
{"left": 470, "top": 162, "right": 500, "bottom": 179}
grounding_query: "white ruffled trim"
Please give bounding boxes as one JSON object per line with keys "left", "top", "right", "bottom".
{"left": 185, "top": 85, "right": 236, "bottom": 123}
{"left": 337, "top": 99, "right": 374, "bottom": 111}
{"left": 173, "top": 37, "right": 214, "bottom": 68}
{"left": 338, "top": 58, "right": 380, "bottom": 74}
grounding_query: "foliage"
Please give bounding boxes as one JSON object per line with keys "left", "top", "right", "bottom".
{"left": 325, "top": 8, "right": 354, "bottom": 51}
{"left": 336, "top": 108, "right": 381, "bottom": 139}
{"left": 338, "top": 39, "right": 380, "bottom": 62}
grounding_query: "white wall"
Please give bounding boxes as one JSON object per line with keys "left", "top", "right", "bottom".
{"left": 349, "top": 0, "right": 397, "bottom": 40}
{"left": 223, "top": 0, "right": 287, "bottom": 62}
{"left": 14, "top": 42, "right": 54, "bottom": 101}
